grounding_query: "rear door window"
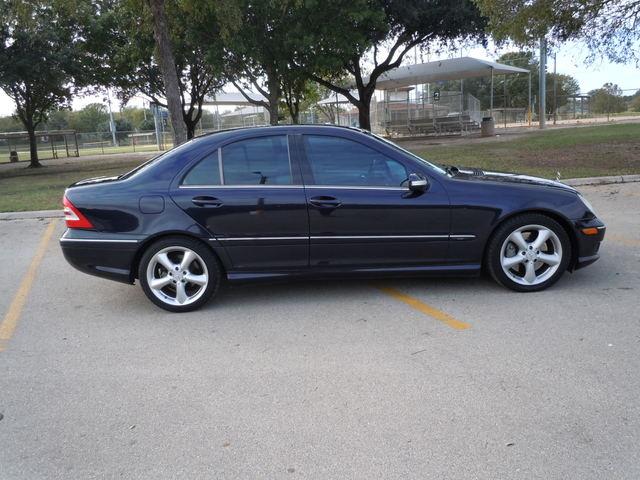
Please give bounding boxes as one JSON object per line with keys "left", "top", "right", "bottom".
{"left": 221, "top": 136, "right": 292, "bottom": 185}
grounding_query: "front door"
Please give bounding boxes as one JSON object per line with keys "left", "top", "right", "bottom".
{"left": 298, "top": 133, "right": 450, "bottom": 268}
{"left": 171, "top": 134, "right": 309, "bottom": 270}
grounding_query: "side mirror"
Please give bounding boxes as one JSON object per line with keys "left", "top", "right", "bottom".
{"left": 407, "top": 173, "right": 428, "bottom": 193}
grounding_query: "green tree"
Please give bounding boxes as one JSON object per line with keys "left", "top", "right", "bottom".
{"left": 91, "top": 0, "right": 226, "bottom": 139}
{"left": 297, "top": 0, "right": 487, "bottom": 130}
{"left": 589, "top": 83, "right": 627, "bottom": 114}
{"left": 282, "top": 77, "right": 321, "bottom": 124}
{"left": 120, "top": 107, "right": 155, "bottom": 131}
{"left": 44, "top": 109, "right": 72, "bottom": 131}
{"left": 0, "top": 115, "right": 24, "bottom": 133}
{"left": 217, "top": 0, "right": 299, "bottom": 125}
{"left": 68, "top": 103, "right": 110, "bottom": 133}
{"left": 629, "top": 90, "right": 640, "bottom": 112}
{"left": 0, "top": 0, "right": 94, "bottom": 167}
{"left": 475, "top": 0, "right": 640, "bottom": 65}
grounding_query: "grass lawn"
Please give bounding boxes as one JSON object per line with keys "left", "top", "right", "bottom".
{"left": 410, "top": 123, "right": 640, "bottom": 179}
{"left": 0, "top": 158, "right": 142, "bottom": 212}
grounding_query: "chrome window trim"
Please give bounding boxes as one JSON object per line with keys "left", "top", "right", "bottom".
{"left": 304, "top": 185, "right": 409, "bottom": 191}
{"left": 178, "top": 184, "right": 305, "bottom": 189}
{"left": 178, "top": 184, "right": 409, "bottom": 190}
{"left": 60, "top": 238, "right": 138, "bottom": 243}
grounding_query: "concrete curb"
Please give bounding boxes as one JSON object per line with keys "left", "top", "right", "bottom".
{"left": 1, "top": 174, "right": 639, "bottom": 221}
{"left": 0, "top": 210, "right": 63, "bottom": 221}
{"left": 562, "top": 174, "right": 640, "bottom": 187}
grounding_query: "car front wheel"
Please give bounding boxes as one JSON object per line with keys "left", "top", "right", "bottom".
{"left": 139, "top": 236, "right": 221, "bottom": 312}
{"left": 487, "top": 214, "right": 571, "bottom": 292}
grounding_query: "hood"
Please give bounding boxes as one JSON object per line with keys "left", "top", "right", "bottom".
{"left": 451, "top": 167, "right": 577, "bottom": 193}
{"left": 68, "top": 175, "right": 121, "bottom": 188}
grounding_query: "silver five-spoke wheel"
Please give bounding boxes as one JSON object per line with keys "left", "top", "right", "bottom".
{"left": 500, "top": 224, "right": 563, "bottom": 286}
{"left": 146, "top": 246, "right": 209, "bottom": 306}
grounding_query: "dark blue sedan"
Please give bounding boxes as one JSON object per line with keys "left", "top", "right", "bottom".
{"left": 60, "top": 125, "right": 605, "bottom": 312}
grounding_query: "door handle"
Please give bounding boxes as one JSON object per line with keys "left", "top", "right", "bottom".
{"left": 191, "top": 196, "right": 223, "bottom": 207}
{"left": 309, "top": 195, "right": 342, "bottom": 208}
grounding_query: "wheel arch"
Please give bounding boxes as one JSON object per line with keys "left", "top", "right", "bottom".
{"left": 483, "top": 209, "right": 578, "bottom": 272}
{"left": 129, "top": 231, "right": 227, "bottom": 282}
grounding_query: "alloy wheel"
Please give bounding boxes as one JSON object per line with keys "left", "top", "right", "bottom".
{"left": 499, "top": 224, "right": 563, "bottom": 286}
{"left": 145, "top": 246, "right": 209, "bottom": 306}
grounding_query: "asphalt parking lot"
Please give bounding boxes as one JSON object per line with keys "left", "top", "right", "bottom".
{"left": 1, "top": 182, "right": 639, "bottom": 479}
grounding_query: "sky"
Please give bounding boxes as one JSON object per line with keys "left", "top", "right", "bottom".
{"left": 1, "top": 40, "right": 639, "bottom": 117}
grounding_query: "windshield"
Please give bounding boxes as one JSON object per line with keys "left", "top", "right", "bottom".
{"left": 370, "top": 133, "right": 447, "bottom": 175}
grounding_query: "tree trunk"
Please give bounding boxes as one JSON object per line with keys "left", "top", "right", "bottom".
{"left": 26, "top": 127, "right": 41, "bottom": 168}
{"left": 355, "top": 87, "right": 374, "bottom": 131}
{"left": 148, "top": 0, "right": 187, "bottom": 146}
{"left": 267, "top": 96, "right": 279, "bottom": 125}
{"left": 184, "top": 118, "right": 196, "bottom": 139}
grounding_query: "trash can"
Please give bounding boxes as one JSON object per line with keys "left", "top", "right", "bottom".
{"left": 481, "top": 117, "right": 495, "bottom": 137}
{"left": 9, "top": 150, "right": 19, "bottom": 163}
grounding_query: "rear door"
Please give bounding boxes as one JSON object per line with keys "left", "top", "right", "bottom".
{"left": 170, "top": 134, "right": 309, "bottom": 270}
{"left": 299, "top": 133, "right": 450, "bottom": 268}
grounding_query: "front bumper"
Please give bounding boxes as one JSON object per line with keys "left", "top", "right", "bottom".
{"left": 59, "top": 230, "right": 140, "bottom": 284}
{"left": 573, "top": 218, "right": 605, "bottom": 270}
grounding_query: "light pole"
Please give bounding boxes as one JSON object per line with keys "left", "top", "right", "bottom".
{"left": 104, "top": 90, "right": 117, "bottom": 146}
{"left": 539, "top": 37, "right": 547, "bottom": 129}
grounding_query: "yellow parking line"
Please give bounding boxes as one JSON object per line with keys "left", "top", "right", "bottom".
{"left": 378, "top": 286, "right": 471, "bottom": 330}
{"left": 0, "top": 220, "right": 57, "bottom": 352}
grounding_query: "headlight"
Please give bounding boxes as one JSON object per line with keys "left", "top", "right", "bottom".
{"left": 578, "top": 194, "right": 597, "bottom": 217}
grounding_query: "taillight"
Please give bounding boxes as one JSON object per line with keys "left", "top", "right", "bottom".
{"left": 63, "top": 195, "right": 94, "bottom": 229}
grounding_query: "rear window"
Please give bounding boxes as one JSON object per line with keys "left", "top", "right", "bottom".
{"left": 182, "top": 150, "right": 221, "bottom": 185}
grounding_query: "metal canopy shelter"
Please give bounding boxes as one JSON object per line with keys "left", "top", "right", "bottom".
{"left": 371, "top": 57, "right": 529, "bottom": 89}
{"left": 204, "top": 91, "right": 267, "bottom": 106}
{"left": 203, "top": 91, "right": 269, "bottom": 128}
{"left": 372, "top": 57, "right": 531, "bottom": 122}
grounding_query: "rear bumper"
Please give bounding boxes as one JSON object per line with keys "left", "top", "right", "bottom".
{"left": 572, "top": 219, "right": 605, "bottom": 271}
{"left": 59, "top": 231, "right": 139, "bottom": 284}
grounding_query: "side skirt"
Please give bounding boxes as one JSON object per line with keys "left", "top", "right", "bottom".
{"left": 226, "top": 264, "right": 481, "bottom": 283}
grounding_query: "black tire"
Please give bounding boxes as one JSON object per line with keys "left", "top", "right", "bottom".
{"left": 486, "top": 213, "right": 572, "bottom": 292}
{"left": 138, "top": 236, "right": 222, "bottom": 312}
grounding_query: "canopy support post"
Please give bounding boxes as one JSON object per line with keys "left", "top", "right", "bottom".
{"left": 504, "top": 74, "right": 507, "bottom": 128}
{"left": 490, "top": 67, "right": 494, "bottom": 118}
{"left": 460, "top": 79, "right": 464, "bottom": 134}
{"left": 528, "top": 72, "right": 532, "bottom": 127}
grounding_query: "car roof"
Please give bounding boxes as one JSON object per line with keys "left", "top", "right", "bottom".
{"left": 195, "top": 124, "right": 371, "bottom": 143}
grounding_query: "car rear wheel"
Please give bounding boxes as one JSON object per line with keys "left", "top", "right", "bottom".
{"left": 139, "top": 236, "right": 221, "bottom": 312}
{"left": 486, "top": 214, "right": 571, "bottom": 292}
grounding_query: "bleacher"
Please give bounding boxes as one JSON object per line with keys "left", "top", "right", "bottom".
{"left": 384, "top": 114, "right": 481, "bottom": 137}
